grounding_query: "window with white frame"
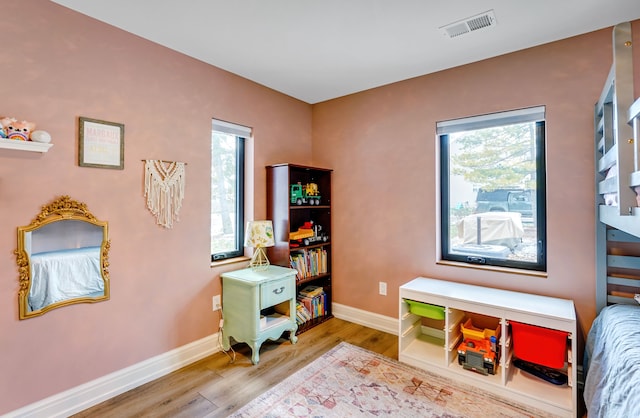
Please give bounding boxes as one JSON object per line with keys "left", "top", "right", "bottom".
{"left": 438, "top": 106, "right": 546, "bottom": 271}
{"left": 211, "top": 119, "right": 250, "bottom": 262}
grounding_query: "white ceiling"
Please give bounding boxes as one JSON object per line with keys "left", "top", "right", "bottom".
{"left": 52, "top": 0, "right": 640, "bottom": 104}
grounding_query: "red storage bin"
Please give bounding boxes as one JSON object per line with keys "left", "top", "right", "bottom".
{"left": 510, "top": 321, "right": 568, "bottom": 369}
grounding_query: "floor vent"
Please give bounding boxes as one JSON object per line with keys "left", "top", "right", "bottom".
{"left": 441, "top": 10, "right": 497, "bottom": 38}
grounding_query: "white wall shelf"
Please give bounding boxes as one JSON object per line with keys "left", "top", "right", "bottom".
{"left": 399, "top": 277, "right": 577, "bottom": 417}
{"left": 0, "top": 138, "right": 53, "bottom": 153}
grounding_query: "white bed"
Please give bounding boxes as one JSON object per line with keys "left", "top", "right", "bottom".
{"left": 28, "top": 246, "right": 104, "bottom": 311}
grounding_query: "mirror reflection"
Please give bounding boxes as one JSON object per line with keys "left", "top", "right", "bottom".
{"left": 15, "top": 196, "right": 110, "bottom": 319}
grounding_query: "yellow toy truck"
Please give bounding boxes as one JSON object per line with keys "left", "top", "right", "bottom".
{"left": 457, "top": 318, "right": 500, "bottom": 375}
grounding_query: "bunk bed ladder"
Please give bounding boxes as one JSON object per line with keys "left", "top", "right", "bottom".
{"left": 602, "top": 229, "right": 640, "bottom": 306}
{"left": 594, "top": 22, "right": 635, "bottom": 312}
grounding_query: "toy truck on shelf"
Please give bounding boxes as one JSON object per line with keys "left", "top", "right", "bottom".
{"left": 290, "top": 221, "right": 328, "bottom": 247}
{"left": 291, "top": 182, "right": 321, "bottom": 205}
{"left": 456, "top": 318, "right": 500, "bottom": 376}
{"left": 457, "top": 337, "right": 498, "bottom": 375}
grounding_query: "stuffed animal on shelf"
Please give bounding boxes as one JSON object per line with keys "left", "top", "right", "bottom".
{"left": 0, "top": 116, "right": 51, "bottom": 142}
{"left": 0, "top": 117, "right": 13, "bottom": 138}
{"left": 0, "top": 116, "right": 36, "bottom": 141}
{"left": 30, "top": 130, "right": 51, "bottom": 143}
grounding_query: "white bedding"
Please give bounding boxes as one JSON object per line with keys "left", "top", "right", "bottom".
{"left": 28, "top": 246, "right": 104, "bottom": 311}
{"left": 584, "top": 304, "right": 640, "bottom": 418}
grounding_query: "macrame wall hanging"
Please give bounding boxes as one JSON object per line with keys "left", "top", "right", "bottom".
{"left": 143, "top": 159, "right": 186, "bottom": 229}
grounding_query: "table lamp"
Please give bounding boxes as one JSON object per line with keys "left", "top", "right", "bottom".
{"left": 244, "top": 220, "right": 275, "bottom": 269}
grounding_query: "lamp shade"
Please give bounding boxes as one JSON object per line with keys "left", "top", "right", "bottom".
{"left": 244, "top": 220, "right": 275, "bottom": 248}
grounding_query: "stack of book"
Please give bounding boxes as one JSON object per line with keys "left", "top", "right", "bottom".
{"left": 297, "top": 285, "right": 326, "bottom": 321}
{"left": 289, "top": 248, "right": 328, "bottom": 280}
{"left": 295, "top": 302, "right": 312, "bottom": 325}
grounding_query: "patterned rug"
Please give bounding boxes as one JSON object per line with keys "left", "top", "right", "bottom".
{"left": 230, "top": 342, "right": 556, "bottom": 418}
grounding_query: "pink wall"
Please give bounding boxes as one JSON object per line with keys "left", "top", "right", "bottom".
{"left": 313, "top": 21, "right": 640, "bottom": 346}
{"left": 0, "top": 0, "right": 312, "bottom": 413}
{"left": 3, "top": 0, "right": 639, "bottom": 414}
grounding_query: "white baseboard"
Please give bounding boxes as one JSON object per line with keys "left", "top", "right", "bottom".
{"left": 332, "top": 303, "right": 398, "bottom": 335}
{"left": 7, "top": 306, "right": 395, "bottom": 417}
{"left": 5, "top": 333, "right": 221, "bottom": 418}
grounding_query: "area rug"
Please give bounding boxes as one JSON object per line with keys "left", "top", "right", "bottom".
{"left": 229, "top": 342, "right": 556, "bottom": 418}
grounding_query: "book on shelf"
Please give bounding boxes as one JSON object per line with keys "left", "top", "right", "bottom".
{"left": 298, "top": 290, "right": 326, "bottom": 320}
{"left": 289, "top": 247, "right": 327, "bottom": 280}
{"left": 296, "top": 302, "right": 312, "bottom": 325}
{"left": 299, "top": 285, "right": 324, "bottom": 297}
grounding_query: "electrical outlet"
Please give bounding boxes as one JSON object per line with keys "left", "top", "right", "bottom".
{"left": 213, "top": 295, "right": 221, "bottom": 311}
{"left": 379, "top": 281, "right": 387, "bottom": 296}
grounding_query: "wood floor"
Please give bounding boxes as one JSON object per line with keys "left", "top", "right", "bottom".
{"left": 72, "top": 318, "right": 397, "bottom": 418}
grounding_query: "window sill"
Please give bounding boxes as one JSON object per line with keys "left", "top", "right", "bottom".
{"left": 211, "top": 256, "right": 250, "bottom": 268}
{"left": 436, "top": 260, "right": 547, "bottom": 278}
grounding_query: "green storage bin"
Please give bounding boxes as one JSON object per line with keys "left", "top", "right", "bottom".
{"left": 405, "top": 300, "right": 445, "bottom": 320}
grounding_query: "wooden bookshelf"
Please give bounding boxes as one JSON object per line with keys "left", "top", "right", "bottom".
{"left": 266, "top": 163, "right": 333, "bottom": 334}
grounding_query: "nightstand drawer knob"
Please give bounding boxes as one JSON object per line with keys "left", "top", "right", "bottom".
{"left": 273, "top": 286, "right": 285, "bottom": 295}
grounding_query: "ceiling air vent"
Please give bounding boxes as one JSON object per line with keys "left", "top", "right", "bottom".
{"left": 441, "top": 10, "right": 497, "bottom": 38}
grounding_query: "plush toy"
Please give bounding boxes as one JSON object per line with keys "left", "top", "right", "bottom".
{"left": 31, "top": 130, "right": 51, "bottom": 144}
{"left": 0, "top": 116, "right": 50, "bottom": 142}
{"left": 2, "top": 118, "right": 36, "bottom": 141}
{"left": 0, "top": 117, "right": 14, "bottom": 139}
{"left": 31, "top": 130, "right": 51, "bottom": 143}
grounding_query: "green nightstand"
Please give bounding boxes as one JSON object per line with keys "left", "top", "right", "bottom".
{"left": 221, "top": 265, "right": 298, "bottom": 364}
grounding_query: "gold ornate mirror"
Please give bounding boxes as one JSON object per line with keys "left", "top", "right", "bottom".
{"left": 15, "top": 196, "right": 110, "bottom": 319}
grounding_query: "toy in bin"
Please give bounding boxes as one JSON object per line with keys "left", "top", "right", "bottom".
{"left": 457, "top": 336, "right": 499, "bottom": 375}
{"left": 457, "top": 319, "right": 500, "bottom": 376}
{"left": 510, "top": 321, "right": 567, "bottom": 369}
{"left": 510, "top": 321, "right": 569, "bottom": 385}
{"left": 513, "top": 358, "right": 568, "bottom": 385}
